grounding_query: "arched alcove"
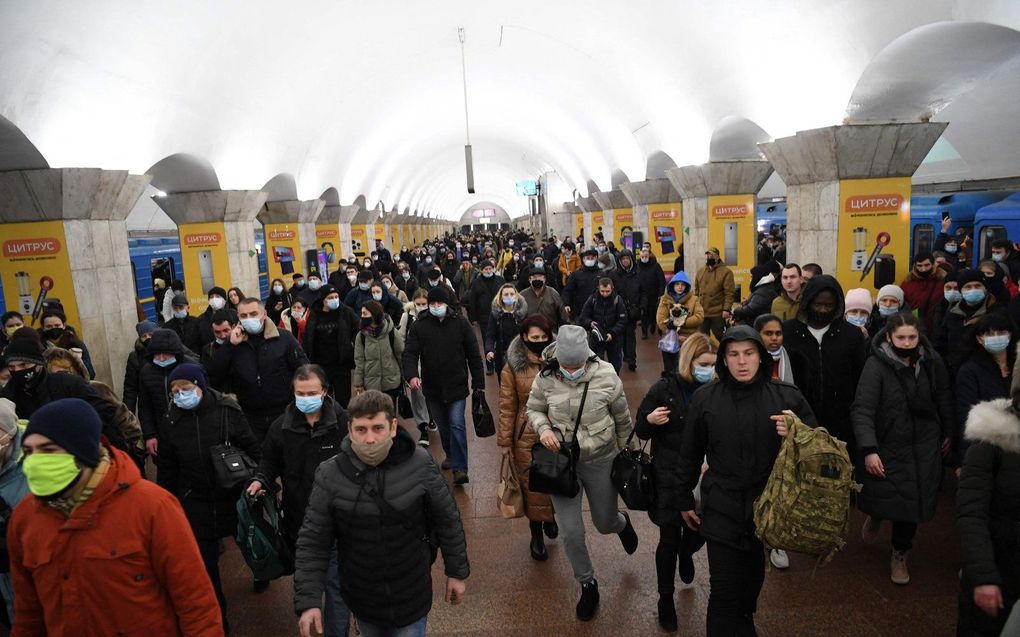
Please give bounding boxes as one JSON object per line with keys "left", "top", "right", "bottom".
{"left": 146, "top": 153, "right": 220, "bottom": 193}
{"left": 0, "top": 115, "right": 48, "bottom": 171}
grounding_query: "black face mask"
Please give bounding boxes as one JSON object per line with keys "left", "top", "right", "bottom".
{"left": 706, "top": 258, "right": 717, "bottom": 267}
{"left": 524, "top": 340, "right": 549, "bottom": 355}
{"left": 808, "top": 309, "right": 836, "bottom": 327}
{"left": 43, "top": 328, "right": 64, "bottom": 341}
{"left": 889, "top": 343, "right": 920, "bottom": 362}
{"left": 530, "top": 279, "right": 545, "bottom": 290}
{"left": 9, "top": 366, "right": 41, "bottom": 390}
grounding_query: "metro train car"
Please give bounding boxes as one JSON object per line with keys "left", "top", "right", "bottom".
{"left": 974, "top": 192, "right": 1020, "bottom": 264}
{"left": 909, "top": 191, "right": 1013, "bottom": 262}
{"left": 756, "top": 201, "right": 787, "bottom": 234}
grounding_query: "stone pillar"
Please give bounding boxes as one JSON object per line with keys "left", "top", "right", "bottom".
{"left": 327, "top": 203, "right": 361, "bottom": 260}
{"left": 593, "top": 189, "right": 631, "bottom": 246}
{"left": 0, "top": 168, "right": 150, "bottom": 392}
{"left": 621, "top": 177, "right": 682, "bottom": 259}
{"left": 666, "top": 161, "right": 773, "bottom": 279}
{"left": 759, "top": 123, "right": 946, "bottom": 277}
{"left": 154, "top": 189, "right": 267, "bottom": 303}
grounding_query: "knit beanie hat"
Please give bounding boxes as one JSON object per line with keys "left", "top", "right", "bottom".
{"left": 877, "top": 284, "right": 904, "bottom": 305}
{"left": 844, "top": 288, "right": 873, "bottom": 315}
{"left": 0, "top": 399, "right": 17, "bottom": 437}
{"left": 427, "top": 286, "right": 451, "bottom": 305}
{"left": 957, "top": 269, "right": 986, "bottom": 288}
{"left": 207, "top": 286, "right": 227, "bottom": 299}
{"left": 555, "top": 325, "right": 592, "bottom": 367}
{"left": 135, "top": 320, "right": 158, "bottom": 337}
{"left": 25, "top": 398, "right": 102, "bottom": 468}
{"left": 2, "top": 338, "right": 45, "bottom": 367}
{"left": 171, "top": 293, "right": 189, "bottom": 307}
{"left": 167, "top": 363, "right": 208, "bottom": 391}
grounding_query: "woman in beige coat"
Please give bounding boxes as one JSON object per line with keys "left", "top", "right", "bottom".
{"left": 497, "top": 314, "right": 558, "bottom": 561}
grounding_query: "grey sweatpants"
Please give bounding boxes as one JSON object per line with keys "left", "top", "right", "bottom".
{"left": 549, "top": 455, "right": 627, "bottom": 585}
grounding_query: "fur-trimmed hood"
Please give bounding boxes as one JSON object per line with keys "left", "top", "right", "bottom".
{"left": 965, "top": 398, "right": 1020, "bottom": 454}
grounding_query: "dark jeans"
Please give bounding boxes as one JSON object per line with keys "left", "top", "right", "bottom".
{"left": 706, "top": 539, "right": 765, "bottom": 637}
{"left": 196, "top": 537, "right": 227, "bottom": 627}
{"left": 642, "top": 302, "right": 659, "bottom": 337}
{"left": 426, "top": 397, "right": 468, "bottom": 473}
{"left": 889, "top": 520, "right": 918, "bottom": 552}
{"left": 622, "top": 319, "right": 637, "bottom": 365}
{"left": 593, "top": 340, "right": 623, "bottom": 373}
{"left": 700, "top": 316, "right": 726, "bottom": 342}
{"left": 655, "top": 523, "right": 705, "bottom": 594}
{"left": 322, "top": 364, "right": 352, "bottom": 408}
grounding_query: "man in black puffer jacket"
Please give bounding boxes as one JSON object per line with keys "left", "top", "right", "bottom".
{"left": 676, "top": 326, "right": 816, "bottom": 637}
{"left": 136, "top": 329, "right": 201, "bottom": 458}
{"left": 122, "top": 320, "right": 157, "bottom": 413}
{"left": 577, "top": 278, "right": 628, "bottom": 373}
{"left": 610, "top": 249, "right": 645, "bottom": 371}
{"left": 563, "top": 248, "right": 603, "bottom": 320}
{"left": 294, "top": 390, "right": 469, "bottom": 636}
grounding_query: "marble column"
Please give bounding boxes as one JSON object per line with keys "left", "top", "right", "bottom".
{"left": 759, "top": 123, "right": 946, "bottom": 274}
{"left": 666, "top": 161, "right": 773, "bottom": 277}
{"left": 0, "top": 168, "right": 151, "bottom": 393}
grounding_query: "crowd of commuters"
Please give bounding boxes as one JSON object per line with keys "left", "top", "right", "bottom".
{"left": 0, "top": 225, "right": 1019, "bottom": 637}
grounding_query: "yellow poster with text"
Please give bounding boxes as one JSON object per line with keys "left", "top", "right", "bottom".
{"left": 315, "top": 223, "right": 341, "bottom": 269}
{"left": 707, "top": 194, "right": 757, "bottom": 299}
{"left": 573, "top": 213, "right": 584, "bottom": 242}
{"left": 592, "top": 211, "right": 606, "bottom": 238}
{"left": 648, "top": 204, "right": 682, "bottom": 267}
{"left": 390, "top": 224, "right": 402, "bottom": 252}
{"left": 350, "top": 224, "right": 368, "bottom": 257}
{"left": 0, "top": 221, "right": 80, "bottom": 333}
{"left": 263, "top": 222, "right": 303, "bottom": 283}
{"left": 177, "top": 221, "right": 232, "bottom": 313}
{"left": 614, "top": 209, "right": 636, "bottom": 251}
{"left": 836, "top": 177, "right": 912, "bottom": 297}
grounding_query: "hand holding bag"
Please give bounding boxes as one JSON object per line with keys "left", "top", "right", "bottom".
{"left": 610, "top": 429, "right": 656, "bottom": 511}
{"left": 397, "top": 384, "right": 414, "bottom": 419}
{"left": 658, "top": 329, "right": 680, "bottom": 354}
{"left": 497, "top": 455, "right": 525, "bottom": 519}
{"left": 528, "top": 382, "right": 590, "bottom": 498}
{"left": 472, "top": 389, "right": 495, "bottom": 438}
{"left": 209, "top": 410, "right": 258, "bottom": 491}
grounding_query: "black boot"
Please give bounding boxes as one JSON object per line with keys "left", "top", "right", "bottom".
{"left": 576, "top": 579, "right": 600, "bottom": 621}
{"left": 618, "top": 511, "right": 638, "bottom": 554}
{"left": 678, "top": 551, "right": 695, "bottom": 584}
{"left": 657, "top": 594, "right": 678, "bottom": 632}
{"left": 529, "top": 521, "right": 548, "bottom": 561}
{"left": 543, "top": 521, "right": 559, "bottom": 539}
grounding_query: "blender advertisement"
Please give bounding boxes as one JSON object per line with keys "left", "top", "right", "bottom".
{"left": 836, "top": 177, "right": 911, "bottom": 296}
{"left": 0, "top": 220, "right": 81, "bottom": 333}
{"left": 707, "top": 194, "right": 756, "bottom": 298}
{"left": 177, "top": 221, "right": 232, "bottom": 313}
{"left": 647, "top": 204, "right": 682, "bottom": 262}
{"left": 263, "top": 222, "right": 303, "bottom": 282}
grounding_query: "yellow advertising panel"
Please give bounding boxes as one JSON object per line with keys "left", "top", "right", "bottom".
{"left": 707, "top": 194, "right": 757, "bottom": 299}
{"left": 315, "top": 223, "right": 341, "bottom": 266}
{"left": 614, "top": 209, "right": 637, "bottom": 251}
{"left": 390, "top": 224, "right": 402, "bottom": 252}
{"left": 350, "top": 224, "right": 368, "bottom": 257}
{"left": 177, "top": 221, "right": 232, "bottom": 313}
{"left": 648, "top": 203, "right": 682, "bottom": 267}
{"left": 573, "top": 213, "right": 584, "bottom": 241}
{"left": 592, "top": 211, "right": 605, "bottom": 237}
{"left": 0, "top": 221, "right": 81, "bottom": 333}
{"left": 263, "top": 222, "right": 303, "bottom": 283}
{"left": 836, "top": 177, "right": 912, "bottom": 297}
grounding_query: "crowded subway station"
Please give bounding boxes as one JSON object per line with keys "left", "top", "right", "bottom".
{"left": 2, "top": 2, "right": 1020, "bottom": 636}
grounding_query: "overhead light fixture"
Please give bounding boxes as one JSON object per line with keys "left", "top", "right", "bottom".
{"left": 459, "top": 27, "right": 474, "bottom": 194}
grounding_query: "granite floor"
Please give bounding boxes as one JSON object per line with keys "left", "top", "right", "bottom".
{"left": 211, "top": 333, "right": 964, "bottom": 637}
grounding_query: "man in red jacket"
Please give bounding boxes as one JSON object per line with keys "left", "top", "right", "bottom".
{"left": 9, "top": 398, "right": 223, "bottom": 637}
{"left": 900, "top": 251, "right": 946, "bottom": 335}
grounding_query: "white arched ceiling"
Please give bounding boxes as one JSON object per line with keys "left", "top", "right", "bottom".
{"left": 709, "top": 116, "right": 771, "bottom": 162}
{"left": 846, "top": 22, "right": 1020, "bottom": 122}
{"left": 146, "top": 153, "right": 220, "bottom": 193}
{"left": 458, "top": 202, "right": 511, "bottom": 227}
{"left": 2, "top": 1, "right": 1020, "bottom": 219}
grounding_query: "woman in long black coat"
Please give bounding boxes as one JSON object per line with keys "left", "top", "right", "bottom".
{"left": 635, "top": 332, "right": 717, "bottom": 633}
{"left": 956, "top": 396, "right": 1020, "bottom": 636}
{"left": 852, "top": 312, "right": 955, "bottom": 586}
{"left": 156, "top": 363, "right": 261, "bottom": 630}
{"left": 954, "top": 313, "right": 1015, "bottom": 463}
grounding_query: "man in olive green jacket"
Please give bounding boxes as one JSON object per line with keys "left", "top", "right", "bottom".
{"left": 695, "top": 247, "right": 735, "bottom": 341}
{"left": 770, "top": 263, "right": 804, "bottom": 321}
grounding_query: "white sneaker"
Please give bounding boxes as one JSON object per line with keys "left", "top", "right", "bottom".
{"left": 770, "top": 549, "right": 790, "bottom": 569}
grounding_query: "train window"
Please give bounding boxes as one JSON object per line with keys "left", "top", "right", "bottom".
{"left": 912, "top": 224, "right": 933, "bottom": 260}
{"left": 979, "top": 226, "right": 1007, "bottom": 261}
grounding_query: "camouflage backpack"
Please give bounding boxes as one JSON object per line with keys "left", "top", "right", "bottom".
{"left": 753, "top": 412, "right": 861, "bottom": 567}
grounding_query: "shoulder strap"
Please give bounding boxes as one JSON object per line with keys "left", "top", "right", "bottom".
{"left": 565, "top": 381, "right": 590, "bottom": 447}
{"left": 334, "top": 454, "right": 421, "bottom": 537}
{"left": 388, "top": 329, "right": 396, "bottom": 356}
{"left": 220, "top": 403, "right": 231, "bottom": 447}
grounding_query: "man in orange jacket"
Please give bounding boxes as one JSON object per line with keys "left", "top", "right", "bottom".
{"left": 9, "top": 398, "right": 223, "bottom": 637}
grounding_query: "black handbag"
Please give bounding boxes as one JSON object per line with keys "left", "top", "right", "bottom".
{"left": 397, "top": 385, "right": 414, "bottom": 419}
{"left": 611, "top": 429, "right": 656, "bottom": 511}
{"left": 209, "top": 410, "right": 258, "bottom": 491}
{"left": 528, "top": 382, "right": 589, "bottom": 498}
{"left": 471, "top": 390, "right": 495, "bottom": 438}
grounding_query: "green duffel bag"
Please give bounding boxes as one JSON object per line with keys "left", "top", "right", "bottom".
{"left": 235, "top": 492, "right": 295, "bottom": 581}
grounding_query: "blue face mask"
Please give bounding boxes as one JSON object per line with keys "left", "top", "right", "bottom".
{"left": 172, "top": 389, "right": 200, "bottom": 410}
{"left": 878, "top": 305, "right": 899, "bottom": 317}
{"left": 295, "top": 394, "right": 324, "bottom": 414}
{"left": 962, "top": 289, "right": 986, "bottom": 305}
{"left": 429, "top": 305, "right": 447, "bottom": 318}
{"left": 153, "top": 356, "right": 176, "bottom": 368}
{"left": 308, "top": 280, "right": 322, "bottom": 291}
{"left": 560, "top": 365, "right": 586, "bottom": 381}
{"left": 173, "top": 310, "right": 188, "bottom": 320}
{"left": 358, "top": 282, "right": 370, "bottom": 291}
{"left": 846, "top": 313, "right": 868, "bottom": 327}
{"left": 241, "top": 317, "right": 264, "bottom": 334}
{"left": 502, "top": 295, "right": 515, "bottom": 306}
{"left": 992, "top": 253, "right": 1005, "bottom": 263}
{"left": 692, "top": 366, "right": 715, "bottom": 384}
{"left": 944, "top": 289, "right": 962, "bottom": 304}
{"left": 326, "top": 298, "right": 340, "bottom": 310}
{"left": 983, "top": 334, "right": 1011, "bottom": 354}
{"left": 295, "top": 279, "right": 306, "bottom": 288}
{"left": 482, "top": 271, "right": 494, "bottom": 278}
{"left": 945, "top": 244, "right": 958, "bottom": 254}
{"left": 372, "top": 293, "right": 383, "bottom": 301}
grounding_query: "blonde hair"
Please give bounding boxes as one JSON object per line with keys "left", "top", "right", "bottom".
{"left": 677, "top": 332, "right": 717, "bottom": 383}
{"left": 491, "top": 283, "right": 518, "bottom": 311}
{"left": 44, "top": 347, "right": 89, "bottom": 380}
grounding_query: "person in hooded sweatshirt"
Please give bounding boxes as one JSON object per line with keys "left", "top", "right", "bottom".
{"left": 936, "top": 269, "right": 1008, "bottom": 372}
{"left": 352, "top": 300, "right": 405, "bottom": 406}
{"left": 676, "top": 325, "right": 816, "bottom": 636}
{"left": 731, "top": 262, "right": 780, "bottom": 326}
{"left": 852, "top": 312, "right": 954, "bottom": 586}
{"left": 783, "top": 274, "right": 867, "bottom": 454}
{"left": 485, "top": 284, "right": 528, "bottom": 380}
{"left": 563, "top": 248, "right": 603, "bottom": 320}
{"left": 655, "top": 271, "right": 706, "bottom": 372}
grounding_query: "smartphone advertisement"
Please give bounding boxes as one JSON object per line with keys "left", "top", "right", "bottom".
{"left": 647, "top": 204, "right": 682, "bottom": 262}
{"left": 0, "top": 220, "right": 81, "bottom": 333}
{"left": 836, "top": 177, "right": 911, "bottom": 296}
{"left": 707, "top": 194, "right": 756, "bottom": 295}
{"left": 177, "top": 221, "right": 232, "bottom": 312}
{"left": 263, "top": 222, "right": 303, "bottom": 282}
